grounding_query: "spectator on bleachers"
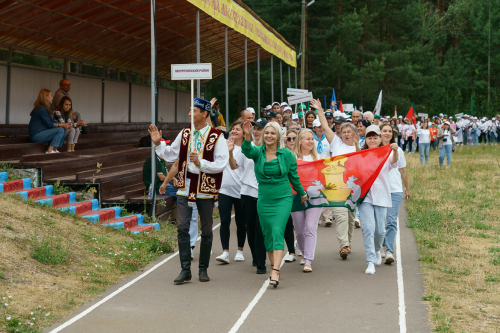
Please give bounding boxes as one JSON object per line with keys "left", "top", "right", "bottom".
{"left": 29, "top": 89, "right": 71, "bottom": 153}
{"left": 143, "top": 152, "right": 168, "bottom": 196}
{"left": 54, "top": 96, "right": 87, "bottom": 152}
{"left": 50, "top": 79, "right": 71, "bottom": 111}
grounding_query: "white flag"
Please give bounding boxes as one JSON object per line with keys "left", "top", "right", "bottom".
{"left": 374, "top": 90, "right": 383, "bottom": 115}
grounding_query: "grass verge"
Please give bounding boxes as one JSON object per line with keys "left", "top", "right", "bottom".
{"left": 0, "top": 194, "right": 177, "bottom": 333}
{"left": 405, "top": 144, "right": 500, "bottom": 332}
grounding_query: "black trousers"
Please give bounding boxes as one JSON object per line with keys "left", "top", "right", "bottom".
{"left": 240, "top": 195, "right": 267, "bottom": 270}
{"left": 403, "top": 137, "right": 413, "bottom": 152}
{"left": 285, "top": 215, "right": 295, "bottom": 254}
{"left": 218, "top": 193, "right": 245, "bottom": 250}
{"left": 479, "top": 132, "right": 487, "bottom": 144}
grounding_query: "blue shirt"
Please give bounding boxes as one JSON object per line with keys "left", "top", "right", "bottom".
{"left": 29, "top": 106, "right": 57, "bottom": 141}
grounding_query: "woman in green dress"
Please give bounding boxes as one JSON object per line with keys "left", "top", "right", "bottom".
{"left": 241, "top": 121, "right": 308, "bottom": 288}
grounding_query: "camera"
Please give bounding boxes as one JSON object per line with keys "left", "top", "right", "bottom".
{"left": 443, "top": 138, "right": 448, "bottom": 142}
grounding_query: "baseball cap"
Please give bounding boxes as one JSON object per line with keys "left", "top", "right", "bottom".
{"left": 334, "top": 116, "right": 346, "bottom": 124}
{"left": 333, "top": 111, "right": 343, "bottom": 118}
{"left": 280, "top": 102, "right": 288, "bottom": 107}
{"left": 444, "top": 121, "right": 450, "bottom": 125}
{"left": 365, "top": 125, "right": 381, "bottom": 136}
{"left": 298, "top": 112, "right": 304, "bottom": 118}
{"left": 265, "top": 105, "right": 272, "bottom": 110}
{"left": 251, "top": 118, "right": 268, "bottom": 128}
{"left": 298, "top": 104, "right": 307, "bottom": 110}
{"left": 292, "top": 113, "right": 299, "bottom": 120}
{"left": 246, "top": 107, "right": 255, "bottom": 114}
{"left": 398, "top": 115, "right": 403, "bottom": 118}
{"left": 312, "top": 119, "right": 321, "bottom": 128}
{"left": 284, "top": 106, "right": 292, "bottom": 112}
{"left": 324, "top": 111, "right": 333, "bottom": 118}
{"left": 265, "top": 112, "right": 277, "bottom": 118}
{"left": 272, "top": 102, "right": 280, "bottom": 107}
{"left": 374, "top": 114, "right": 381, "bottom": 119}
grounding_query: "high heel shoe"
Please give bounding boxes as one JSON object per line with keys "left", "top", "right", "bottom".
{"left": 269, "top": 268, "right": 280, "bottom": 288}
{"left": 269, "top": 265, "right": 273, "bottom": 280}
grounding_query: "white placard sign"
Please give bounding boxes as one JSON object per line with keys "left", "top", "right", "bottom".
{"left": 171, "top": 63, "right": 212, "bottom": 80}
{"left": 344, "top": 104, "right": 354, "bottom": 111}
{"left": 288, "top": 92, "right": 313, "bottom": 105}
{"left": 455, "top": 113, "right": 464, "bottom": 118}
{"left": 287, "top": 88, "right": 308, "bottom": 96}
{"left": 417, "top": 113, "right": 428, "bottom": 117}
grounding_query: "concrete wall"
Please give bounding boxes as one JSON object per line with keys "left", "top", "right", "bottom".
{"left": 0, "top": 65, "right": 7, "bottom": 124}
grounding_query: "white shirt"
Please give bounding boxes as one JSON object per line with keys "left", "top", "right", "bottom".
{"left": 363, "top": 151, "right": 398, "bottom": 207}
{"left": 239, "top": 142, "right": 259, "bottom": 198}
{"left": 417, "top": 129, "right": 430, "bottom": 143}
{"left": 219, "top": 145, "right": 242, "bottom": 199}
{"left": 329, "top": 135, "right": 356, "bottom": 157}
{"left": 155, "top": 124, "right": 229, "bottom": 198}
{"left": 402, "top": 124, "right": 414, "bottom": 139}
{"left": 296, "top": 154, "right": 316, "bottom": 162}
{"left": 389, "top": 148, "right": 406, "bottom": 193}
{"left": 314, "top": 136, "right": 331, "bottom": 159}
{"left": 442, "top": 130, "right": 452, "bottom": 145}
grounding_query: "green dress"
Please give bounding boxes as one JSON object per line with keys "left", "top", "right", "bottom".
{"left": 241, "top": 139, "right": 306, "bottom": 252}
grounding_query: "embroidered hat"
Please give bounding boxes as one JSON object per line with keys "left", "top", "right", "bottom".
{"left": 251, "top": 118, "right": 268, "bottom": 128}
{"left": 194, "top": 98, "right": 211, "bottom": 112}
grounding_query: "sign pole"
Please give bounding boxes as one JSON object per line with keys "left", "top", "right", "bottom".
{"left": 191, "top": 79, "right": 195, "bottom": 137}
{"left": 150, "top": 0, "right": 156, "bottom": 217}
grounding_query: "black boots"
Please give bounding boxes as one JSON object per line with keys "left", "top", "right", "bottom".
{"left": 198, "top": 241, "right": 212, "bottom": 282}
{"left": 174, "top": 241, "right": 192, "bottom": 284}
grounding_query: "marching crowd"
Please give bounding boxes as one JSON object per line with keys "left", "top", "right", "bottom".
{"left": 147, "top": 97, "right": 420, "bottom": 287}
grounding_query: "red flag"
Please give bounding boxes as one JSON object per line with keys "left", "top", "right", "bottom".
{"left": 405, "top": 104, "right": 417, "bottom": 129}
{"left": 394, "top": 105, "right": 397, "bottom": 119}
{"left": 291, "top": 145, "right": 392, "bottom": 211}
{"left": 339, "top": 100, "right": 344, "bottom": 113}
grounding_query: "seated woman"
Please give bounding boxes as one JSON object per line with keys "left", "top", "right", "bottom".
{"left": 53, "top": 96, "right": 85, "bottom": 152}
{"left": 29, "top": 89, "right": 71, "bottom": 153}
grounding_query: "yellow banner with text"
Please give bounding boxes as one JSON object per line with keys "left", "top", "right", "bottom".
{"left": 188, "top": 0, "right": 297, "bottom": 67}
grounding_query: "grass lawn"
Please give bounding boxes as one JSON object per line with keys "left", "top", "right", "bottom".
{"left": 405, "top": 144, "right": 500, "bottom": 332}
{"left": 0, "top": 194, "right": 178, "bottom": 333}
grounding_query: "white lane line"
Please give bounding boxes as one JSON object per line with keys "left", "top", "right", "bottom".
{"left": 396, "top": 217, "right": 407, "bottom": 333}
{"left": 49, "top": 216, "right": 229, "bottom": 333}
{"left": 228, "top": 245, "right": 292, "bottom": 333}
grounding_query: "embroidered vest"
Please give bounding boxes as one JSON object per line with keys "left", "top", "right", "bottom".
{"left": 176, "top": 127, "right": 223, "bottom": 203}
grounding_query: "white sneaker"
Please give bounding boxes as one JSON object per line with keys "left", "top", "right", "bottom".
{"left": 381, "top": 246, "right": 387, "bottom": 258}
{"left": 284, "top": 253, "right": 296, "bottom": 262}
{"left": 324, "top": 219, "right": 333, "bottom": 227}
{"left": 385, "top": 252, "right": 395, "bottom": 264}
{"left": 365, "top": 262, "right": 376, "bottom": 274}
{"left": 234, "top": 250, "right": 245, "bottom": 262}
{"left": 54, "top": 150, "right": 60, "bottom": 153}
{"left": 297, "top": 249, "right": 303, "bottom": 256}
{"left": 374, "top": 251, "right": 382, "bottom": 265}
{"left": 216, "top": 252, "right": 230, "bottom": 264}
{"left": 354, "top": 218, "right": 361, "bottom": 228}
{"left": 300, "top": 258, "right": 306, "bottom": 265}
{"left": 191, "top": 248, "right": 194, "bottom": 260}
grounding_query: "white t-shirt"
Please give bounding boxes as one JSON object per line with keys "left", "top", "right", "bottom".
{"left": 296, "top": 154, "right": 316, "bottom": 162}
{"left": 417, "top": 129, "right": 430, "bottom": 143}
{"left": 329, "top": 135, "right": 356, "bottom": 157}
{"left": 402, "top": 124, "right": 414, "bottom": 139}
{"left": 363, "top": 151, "right": 398, "bottom": 207}
{"left": 219, "top": 145, "right": 242, "bottom": 199}
{"left": 442, "top": 130, "right": 452, "bottom": 145}
{"left": 314, "top": 136, "right": 331, "bottom": 159}
{"left": 239, "top": 142, "right": 259, "bottom": 198}
{"left": 389, "top": 148, "right": 406, "bottom": 193}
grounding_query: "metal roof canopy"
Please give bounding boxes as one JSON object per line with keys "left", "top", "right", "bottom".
{"left": 0, "top": 0, "right": 296, "bottom": 80}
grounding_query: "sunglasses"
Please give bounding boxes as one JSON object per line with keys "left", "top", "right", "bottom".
{"left": 287, "top": 137, "right": 296, "bottom": 142}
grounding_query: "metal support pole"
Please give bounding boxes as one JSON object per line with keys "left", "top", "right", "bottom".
{"left": 196, "top": 9, "right": 200, "bottom": 98}
{"left": 257, "top": 47, "right": 260, "bottom": 117}
{"left": 245, "top": 37, "right": 248, "bottom": 108}
{"left": 150, "top": 0, "right": 157, "bottom": 216}
{"left": 5, "top": 47, "right": 12, "bottom": 124}
{"left": 295, "top": 66, "right": 297, "bottom": 88}
{"left": 175, "top": 82, "right": 178, "bottom": 123}
{"left": 288, "top": 65, "right": 291, "bottom": 88}
{"left": 280, "top": 60, "right": 283, "bottom": 102}
{"left": 225, "top": 27, "right": 229, "bottom": 128}
{"left": 271, "top": 55, "right": 274, "bottom": 102}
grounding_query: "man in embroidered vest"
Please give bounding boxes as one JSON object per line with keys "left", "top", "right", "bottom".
{"left": 149, "top": 98, "right": 229, "bottom": 284}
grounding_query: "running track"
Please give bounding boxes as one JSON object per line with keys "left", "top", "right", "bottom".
{"left": 44, "top": 206, "right": 429, "bottom": 333}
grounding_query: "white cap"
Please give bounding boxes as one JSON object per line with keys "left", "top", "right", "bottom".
{"left": 448, "top": 116, "right": 452, "bottom": 119}
{"left": 439, "top": 113, "right": 444, "bottom": 116}
{"left": 444, "top": 121, "right": 450, "bottom": 125}
{"left": 272, "top": 101, "right": 280, "bottom": 107}
{"left": 365, "top": 125, "right": 381, "bottom": 136}
{"left": 246, "top": 107, "right": 255, "bottom": 114}
{"left": 280, "top": 102, "right": 288, "bottom": 107}
{"left": 346, "top": 117, "right": 352, "bottom": 122}
{"left": 265, "top": 105, "right": 272, "bottom": 110}
{"left": 312, "top": 119, "right": 321, "bottom": 128}
{"left": 474, "top": 116, "right": 478, "bottom": 119}
{"left": 333, "top": 111, "right": 343, "bottom": 118}
{"left": 284, "top": 106, "right": 292, "bottom": 112}
{"left": 292, "top": 113, "right": 299, "bottom": 120}
{"left": 398, "top": 115, "right": 403, "bottom": 118}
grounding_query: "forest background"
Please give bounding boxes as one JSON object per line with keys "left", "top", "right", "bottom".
{"left": 205, "top": 0, "right": 500, "bottom": 121}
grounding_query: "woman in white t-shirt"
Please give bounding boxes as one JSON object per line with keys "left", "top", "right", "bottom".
{"left": 291, "top": 129, "right": 322, "bottom": 273}
{"left": 414, "top": 121, "right": 431, "bottom": 165}
{"left": 380, "top": 124, "right": 411, "bottom": 264}
{"left": 215, "top": 120, "right": 246, "bottom": 264}
{"left": 437, "top": 121, "right": 455, "bottom": 168}
{"left": 359, "top": 125, "right": 399, "bottom": 275}
{"left": 402, "top": 119, "right": 415, "bottom": 153}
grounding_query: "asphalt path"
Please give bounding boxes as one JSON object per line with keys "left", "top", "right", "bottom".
{"left": 45, "top": 206, "right": 429, "bottom": 333}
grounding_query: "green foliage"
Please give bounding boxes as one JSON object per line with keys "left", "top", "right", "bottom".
{"left": 474, "top": 222, "right": 492, "bottom": 230}
{"left": 0, "top": 163, "right": 13, "bottom": 173}
{"left": 51, "top": 180, "right": 72, "bottom": 196}
{"left": 31, "top": 234, "right": 69, "bottom": 265}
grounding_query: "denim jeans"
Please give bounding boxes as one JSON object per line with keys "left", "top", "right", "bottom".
{"left": 430, "top": 140, "right": 438, "bottom": 151}
{"left": 471, "top": 131, "right": 478, "bottom": 145}
{"left": 463, "top": 130, "right": 468, "bottom": 145}
{"left": 359, "top": 202, "right": 387, "bottom": 264}
{"left": 439, "top": 144, "right": 453, "bottom": 167}
{"left": 419, "top": 142, "right": 430, "bottom": 165}
{"left": 382, "top": 192, "right": 403, "bottom": 255}
{"left": 489, "top": 131, "right": 496, "bottom": 143}
{"left": 31, "top": 127, "right": 66, "bottom": 148}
